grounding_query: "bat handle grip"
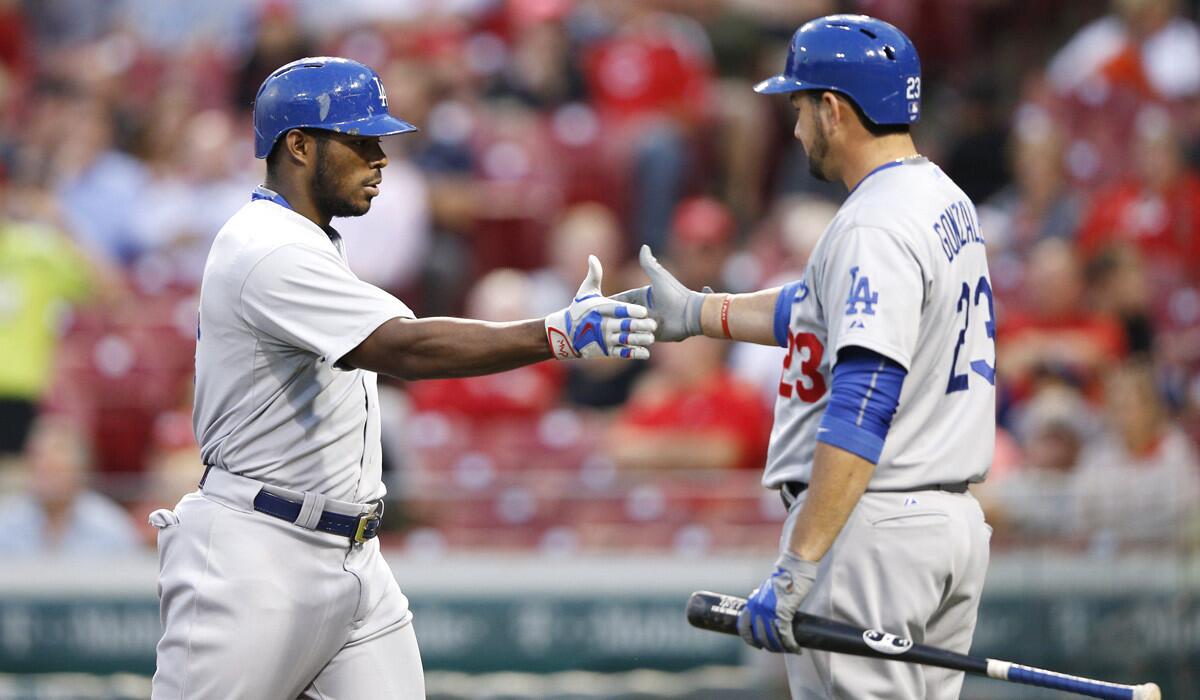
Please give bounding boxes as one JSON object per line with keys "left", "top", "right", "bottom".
{"left": 988, "top": 661, "right": 1160, "bottom": 700}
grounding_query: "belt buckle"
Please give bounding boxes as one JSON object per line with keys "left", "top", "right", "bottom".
{"left": 353, "top": 502, "right": 384, "bottom": 544}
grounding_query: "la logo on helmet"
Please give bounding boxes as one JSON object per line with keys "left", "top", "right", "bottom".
{"left": 373, "top": 76, "right": 388, "bottom": 107}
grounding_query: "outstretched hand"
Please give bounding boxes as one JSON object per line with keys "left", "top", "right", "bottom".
{"left": 545, "top": 255, "right": 657, "bottom": 360}
{"left": 611, "top": 245, "right": 709, "bottom": 342}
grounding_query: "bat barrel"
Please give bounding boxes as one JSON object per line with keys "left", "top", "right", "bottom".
{"left": 685, "top": 591, "right": 742, "bottom": 634}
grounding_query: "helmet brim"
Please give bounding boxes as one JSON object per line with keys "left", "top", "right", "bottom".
{"left": 753, "top": 74, "right": 817, "bottom": 95}
{"left": 255, "top": 114, "right": 419, "bottom": 158}
{"left": 325, "top": 114, "right": 419, "bottom": 137}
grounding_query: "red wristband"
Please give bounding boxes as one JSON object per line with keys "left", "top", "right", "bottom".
{"left": 720, "top": 295, "right": 733, "bottom": 339}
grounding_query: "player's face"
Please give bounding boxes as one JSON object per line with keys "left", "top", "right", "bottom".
{"left": 310, "top": 133, "right": 388, "bottom": 219}
{"left": 791, "top": 92, "right": 833, "bottom": 182}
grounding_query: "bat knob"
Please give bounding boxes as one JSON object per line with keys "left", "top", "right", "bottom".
{"left": 1132, "top": 682, "right": 1161, "bottom": 700}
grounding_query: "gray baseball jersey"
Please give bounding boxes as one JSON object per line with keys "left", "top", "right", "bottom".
{"left": 154, "top": 191, "right": 424, "bottom": 700}
{"left": 765, "top": 157, "right": 995, "bottom": 489}
{"left": 192, "top": 196, "right": 412, "bottom": 503}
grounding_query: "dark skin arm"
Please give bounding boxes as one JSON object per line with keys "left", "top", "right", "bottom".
{"left": 340, "top": 317, "right": 552, "bottom": 380}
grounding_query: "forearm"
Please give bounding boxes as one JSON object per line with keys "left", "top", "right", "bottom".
{"left": 784, "top": 441, "right": 876, "bottom": 561}
{"left": 698, "top": 288, "right": 782, "bottom": 346}
{"left": 343, "top": 317, "right": 551, "bottom": 379}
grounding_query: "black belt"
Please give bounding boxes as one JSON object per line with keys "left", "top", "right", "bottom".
{"left": 780, "top": 480, "right": 970, "bottom": 509}
{"left": 253, "top": 491, "right": 384, "bottom": 543}
{"left": 200, "top": 466, "right": 384, "bottom": 543}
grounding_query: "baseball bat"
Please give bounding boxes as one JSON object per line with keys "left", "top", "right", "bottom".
{"left": 686, "top": 591, "right": 1161, "bottom": 700}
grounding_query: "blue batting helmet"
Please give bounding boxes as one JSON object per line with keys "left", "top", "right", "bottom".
{"left": 252, "top": 57, "right": 418, "bottom": 159}
{"left": 754, "top": 15, "right": 921, "bottom": 125}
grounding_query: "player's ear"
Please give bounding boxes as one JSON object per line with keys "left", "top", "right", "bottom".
{"left": 821, "top": 92, "right": 849, "bottom": 131}
{"left": 281, "top": 129, "right": 316, "bottom": 167}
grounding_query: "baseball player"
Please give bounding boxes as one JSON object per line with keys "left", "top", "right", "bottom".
{"left": 618, "top": 16, "right": 994, "bottom": 699}
{"left": 150, "top": 57, "right": 655, "bottom": 700}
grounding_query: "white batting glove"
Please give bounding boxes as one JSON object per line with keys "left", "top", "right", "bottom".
{"left": 737, "top": 551, "right": 818, "bottom": 653}
{"left": 611, "top": 245, "right": 708, "bottom": 342}
{"left": 545, "top": 255, "right": 657, "bottom": 361}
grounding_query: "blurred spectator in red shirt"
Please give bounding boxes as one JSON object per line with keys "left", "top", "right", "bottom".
{"left": 1073, "top": 359, "right": 1200, "bottom": 549}
{"left": 582, "top": 9, "right": 715, "bottom": 253}
{"left": 1076, "top": 106, "right": 1200, "bottom": 298}
{"left": 0, "top": 0, "right": 30, "bottom": 89}
{"left": 609, "top": 339, "right": 771, "bottom": 473}
{"left": 582, "top": 10, "right": 710, "bottom": 124}
{"left": 997, "top": 238, "right": 1127, "bottom": 402}
{"left": 664, "top": 195, "right": 735, "bottom": 291}
{"left": 1045, "top": 0, "right": 1200, "bottom": 188}
{"left": 407, "top": 268, "right": 564, "bottom": 422}
{"left": 1048, "top": 0, "right": 1200, "bottom": 103}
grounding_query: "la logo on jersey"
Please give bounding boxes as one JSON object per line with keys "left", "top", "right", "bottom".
{"left": 845, "top": 266, "right": 878, "bottom": 316}
{"left": 373, "top": 77, "right": 388, "bottom": 107}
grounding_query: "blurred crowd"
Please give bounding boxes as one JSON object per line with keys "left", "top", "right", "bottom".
{"left": 1, "top": 0, "right": 1199, "bottom": 558}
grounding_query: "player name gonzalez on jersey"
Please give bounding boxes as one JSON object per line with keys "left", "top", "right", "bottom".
{"left": 149, "top": 57, "right": 655, "bottom": 700}
{"left": 936, "top": 200, "right": 985, "bottom": 263}
{"left": 615, "top": 15, "right": 994, "bottom": 700}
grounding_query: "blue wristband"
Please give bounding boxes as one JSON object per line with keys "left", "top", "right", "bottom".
{"left": 773, "top": 281, "right": 806, "bottom": 347}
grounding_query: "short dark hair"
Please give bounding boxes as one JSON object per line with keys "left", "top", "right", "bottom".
{"left": 805, "top": 91, "right": 910, "bottom": 137}
{"left": 264, "top": 128, "right": 329, "bottom": 179}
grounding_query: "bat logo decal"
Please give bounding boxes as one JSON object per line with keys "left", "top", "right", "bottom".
{"left": 862, "top": 629, "right": 913, "bottom": 655}
{"left": 714, "top": 595, "right": 745, "bottom": 616}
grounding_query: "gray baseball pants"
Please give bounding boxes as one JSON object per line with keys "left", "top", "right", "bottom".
{"left": 783, "top": 489, "right": 991, "bottom": 700}
{"left": 150, "top": 470, "right": 424, "bottom": 699}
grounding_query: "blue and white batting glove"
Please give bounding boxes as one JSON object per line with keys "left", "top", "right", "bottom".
{"left": 545, "top": 255, "right": 657, "bottom": 361}
{"left": 737, "top": 551, "right": 818, "bottom": 653}
{"left": 611, "top": 245, "right": 708, "bottom": 342}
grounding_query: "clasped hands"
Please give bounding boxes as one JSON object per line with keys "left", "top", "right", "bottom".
{"left": 544, "top": 254, "right": 657, "bottom": 361}
{"left": 548, "top": 242, "right": 719, "bottom": 360}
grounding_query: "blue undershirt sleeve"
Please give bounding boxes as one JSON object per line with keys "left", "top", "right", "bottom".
{"left": 773, "top": 281, "right": 805, "bottom": 347}
{"left": 816, "top": 346, "right": 907, "bottom": 464}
